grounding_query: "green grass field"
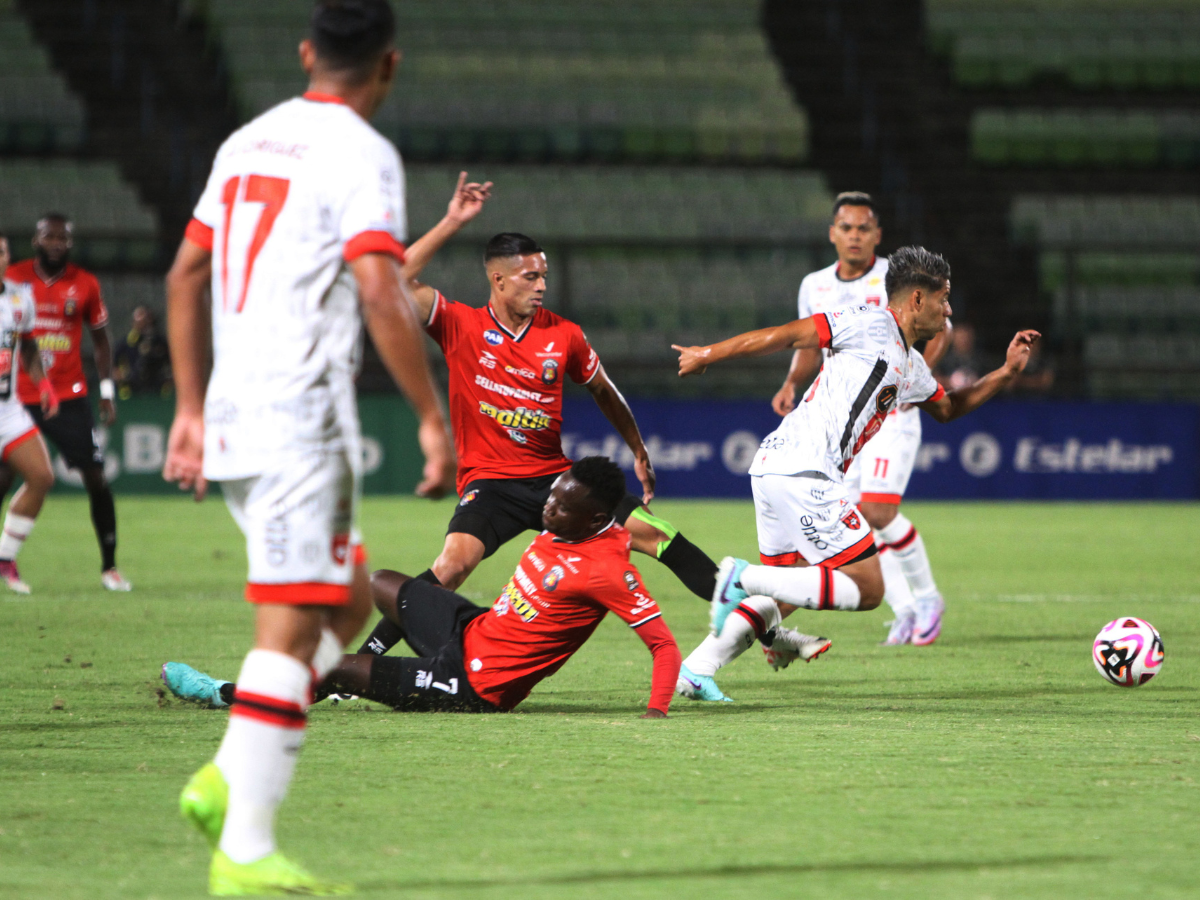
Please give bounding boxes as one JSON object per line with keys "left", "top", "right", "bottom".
{"left": 2, "top": 496, "right": 1199, "bottom": 899}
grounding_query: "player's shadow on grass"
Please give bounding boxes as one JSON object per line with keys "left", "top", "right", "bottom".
{"left": 367, "top": 853, "right": 1106, "bottom": 892}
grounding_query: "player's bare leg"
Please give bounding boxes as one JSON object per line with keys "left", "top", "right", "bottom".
{"left": 0, "top": 434, "right": 54, "bottom": 593}
{"left": 623, "top": 505, "right": 719, "bottom": 602}
{"left": 861, "top": 499, "right": 943, "bottom": 644}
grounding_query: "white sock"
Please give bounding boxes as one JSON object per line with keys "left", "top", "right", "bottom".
{"left": 877, "top": 543, "right": 916, "bottom": 617}
{"left": 0, "top": 511, "right": 35, "bottom": 561}
{"left": 740, "top": 564, "right": 863, "bottom": 610}
{"left": 311, "top": 628, "right": 343, "bottom": 683}
{"left": 878, "top": 513, "right": 940, "bottom": 603}
{"left": 683, "top": 596, "right": 781, "bottom": 676}
{"left": 214, "top": 649, "right": 311, "bottom": 864}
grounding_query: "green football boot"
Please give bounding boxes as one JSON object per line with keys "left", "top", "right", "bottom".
{"left": 180, "top": 762, "right": 227, "bottom": 849}
{"left": 209, "top": 850, "right": 353, "bottom": 896}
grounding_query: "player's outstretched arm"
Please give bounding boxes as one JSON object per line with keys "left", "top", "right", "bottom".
{"left": 586, "top": 365, "right": 655, "bottom": 502}
{"left": 771, "top": 347, "right": 823, "bottom": 416}
{"left": 401, "top": 171, "right": 493, "bottom": 322}
{"left": 919, "top": 330, "right": 1041, "bottom": 424}
{"left": 163, "top": 238, "right": 212, "bottom": 499}
{"left": 632, "top": 615, "right": 682, "bottom": 719}
{"left": 352, "top": 253, "right": 456, "bottom": 498}
{"left": 673, "top": 316, "right": 822, "bottom": 377}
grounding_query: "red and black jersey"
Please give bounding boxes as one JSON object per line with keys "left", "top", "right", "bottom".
{"left": 461, "top": 522, "right": 680, "bottom": 712}
{"left": 5, "top": 260, "right": 109, "bottom": 404}
{"left": 425, "top": 292, "right": 600, "bottom": 495}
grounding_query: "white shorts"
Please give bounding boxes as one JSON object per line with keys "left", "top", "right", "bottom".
{"left": 0, "top": 401, "right": 38, "bottom": 461}
{"left": 845, "top": 408, "right": 922, "bottom": 505}
{"left": 751, "top": 472, "right": 876, "bottom": 569}
{"left": 221, "top": 450, "right": 363, "bottom": 606}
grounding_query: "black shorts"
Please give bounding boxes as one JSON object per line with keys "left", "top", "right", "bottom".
{"left": 447, "top": 471, "right": 644, "bottom": 558}
{"left": 25, "top": 397, "right": 103, "bottom": 471}
{"left": 367, "top": 579, "right": 496, "bottom": 713}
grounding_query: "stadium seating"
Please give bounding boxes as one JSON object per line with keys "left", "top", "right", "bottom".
{"left": 926, "top": 2, "right": 1200, "bottom": 90}
{"left": 200, "top": 0, "right": 808, "bottom": 164}
{"left": 0, "top": 0, "right": 85, "bottom": 153}
{"left": 0, "top": 160, "right": 159, "bottom": 267}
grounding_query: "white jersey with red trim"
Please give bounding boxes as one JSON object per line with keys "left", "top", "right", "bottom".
{"left": 189, "top": 93, "right": 407, "bottom": 479}
{"left": 0, "top": 280, "right": 36, "bottom": 410}
{"left": 797, "top": 256, "right": 889, "bottom": 319}
{"left": 749, "top": 305, "right": 944, "bottom": 482}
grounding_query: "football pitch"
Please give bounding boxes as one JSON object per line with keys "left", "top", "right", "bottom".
{"left": 2, "top": 495, "right": 1198, "bottom": 899}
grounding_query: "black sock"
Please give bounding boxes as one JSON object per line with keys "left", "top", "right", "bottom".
{"left": 658, "top": 533, "right": 719, "bottom": 601}
{"left": 355, "top": 569, "right": 439, "bottom": 655}
{"left": 218, "top": 682, "right": 235, "bottom": 705}
{"left": 89, "top": 485, "right": 117, "bottom": 571}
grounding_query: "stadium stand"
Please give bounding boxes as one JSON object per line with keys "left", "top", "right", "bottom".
{"left": 202, "top": 0, "right": 808, "bottom": 165}
{"left": 0, "top": 1, "right": 84, "bottom": 153}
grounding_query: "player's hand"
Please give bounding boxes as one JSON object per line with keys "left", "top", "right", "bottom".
{"left": 1003, "top": 330, "right": 1041, "bottom": 375}
{"left": 771, "top": 381, "right": 796, "bottom": 417}
{"left": 415, "top": 414, "right": 456, "bottom": 499}
{"left": 445, "top": 171, "right": 493, "bottom": 226}
{"left": 635, "top": 453, "right": 656, "bottom": 504}
{"left": 671, "top": 344, "right": 710, "bottom": 377}
{"left": 164, "top": 410, "right": 207, "bottom": 501}
{"left": 640, "top": 708, "right": 668, "bottom": 719}
{"left": 39, "top": 384, "right": 60, "bottom": 419}
{"left": 99, "top": 398, "right": 116, "bottom": 425}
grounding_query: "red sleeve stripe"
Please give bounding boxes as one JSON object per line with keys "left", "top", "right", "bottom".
{"left": 344, "top": 230, "right": 406, "bottom": 263}
{"left": 813, "top": 313, "right": 833, "bottom": 348}
{"left": 925, "top": 384, "right": 947, "bottom": 403}
{"left": 184, "top": 218, "right": 214, "bottom": 251}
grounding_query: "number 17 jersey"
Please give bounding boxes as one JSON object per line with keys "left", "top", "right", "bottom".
{"left": 186, "top": 92, "right": 408, "bottom": 480}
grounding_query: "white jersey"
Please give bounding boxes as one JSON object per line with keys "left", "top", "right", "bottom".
{"left": 189, "top": 93, "right": 408, "bottom": 480}
{"left": 797, "top": 256, "right": 889, "bottom": 319}
{"left": 750, "top": 305, "right": 944, "bottom": 482}
{"left": 0, "top": 280, "right": 36, "bottom": 409}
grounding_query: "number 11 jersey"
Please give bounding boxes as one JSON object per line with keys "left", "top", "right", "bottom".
{"left": 186, "top": 92, "right": 408, "bottom": 480}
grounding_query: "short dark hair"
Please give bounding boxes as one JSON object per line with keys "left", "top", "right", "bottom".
{"left": 569, "top": 456, "right": 627, "bottom": 516}
{"left": 885, "top": 246, "right": 951, "bottom": 299}
{"left": 37, "top": 212, "right": 72, "bottom": 230}
{"left": 484, "top": 232, "right": 543, "bottom": 263}
{"left": 310, "top": 0, "right": 395, "bottom": 76}
{"left": 832, "top": 191, "right": 878, "bottom": 222}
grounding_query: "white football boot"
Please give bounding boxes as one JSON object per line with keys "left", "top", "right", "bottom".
{"left": 101, "top": 568, "right": 133, "bottom": 591}
{"left": 762, "top": 627, "right": 832, "bottom": 670}
{"left": 880, "top": 609, "right": 915, "bottom": 646}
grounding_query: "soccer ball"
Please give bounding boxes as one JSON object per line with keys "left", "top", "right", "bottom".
{"left": 1092, "top": 617, "right": 1164, "bottom": 687}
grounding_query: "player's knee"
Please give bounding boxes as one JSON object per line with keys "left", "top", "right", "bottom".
{"left": 81, "top": 465, "right": 108, "bottom": 494}
{"left": 432, "top": 553, "right": 476, "bottom": 591}
{"left": 26, "top": 465, "right": 54, "bottom": 495}
{"left": 370, "top": 569, "right": 408, "bottom": 615}
{"left": 857, "top": 572, "right": 886, "bottom": 610}
{"left": 860, "top": 502, "right": 898, "bottom": 531}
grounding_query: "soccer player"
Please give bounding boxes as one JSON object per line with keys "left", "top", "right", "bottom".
{"left": 1, "top": 213, "right": 130, "bottom": 590}
{"left": 671, "top": 246, "right": 1039, "bottom": 701}
{"left": 352, "top": 176, "right": 832, "bottom": 665}
{"left": 164, "top": 458, "right": 683, "bottom": 718}
{"left": 771, "top": 193, "right": 951, "bottom": 645}
{"left": 162, "top": 2, "right": 454, "bottom": 894}
{"left": 0, "top": 232, "right": 59, "bottom": 594}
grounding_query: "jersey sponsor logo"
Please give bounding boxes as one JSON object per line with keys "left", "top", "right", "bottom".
{"left": 543, "top": 341, "right": 555, "bottom": 352}
{"left": 515, "top": 565, "right": 538, "bottom": 596}
{"left": 526, "top": 552, "right": 546, "bottom": 572}
{"left": 478, "top": 351, "right": 497, "bottom": 369}
{"left": 841, "top": 509, "right": 862, "bottom": 531}
{"left": 474, "top": 373, "right": 551, "bottom": 404}
{"left": 496, "top": 581, "right": 538, "bottom": 622}
{"left": 798, "top": 515, "right": 829, "bottom": 551}
{"left": 865, "top": 295, "right": 882, "bottom": 306}
{"left": 623, "top": 570, "right": 639, "bottom": 591}
{"left": 330, "top": 533, "right": 350, "bottom": 565}
{"left": 478, "top": 401, "right": 551, "bottom": 431}
{"left": 506, "top": 428, "right": 528, "bottom": 444}
{"left": 541, "top": 358, "right": 559, "bottom": 385}
{"left": 459, "top": 489, "right": 479, "bottom": 506}
{"left": 36, "top": 334, "right": 72, "bottom": 352}
{"left": 558, "top": 555, "right": 582, "bottom": 574}
{"left": 542, "top": 565, "right": 565, "bottom": 591}
{"left": 484, "top": 329, "right": 505, "bottom": 346}
{"left": 504, "top": 363, "right": 537, "bottom": 380}
{"left": 630, "top": 591, "right": 656, "bottom": 616}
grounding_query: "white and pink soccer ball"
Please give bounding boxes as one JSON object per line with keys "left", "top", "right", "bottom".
{"left": 1092, "top": 617, "right": 1165, "bottom": 687}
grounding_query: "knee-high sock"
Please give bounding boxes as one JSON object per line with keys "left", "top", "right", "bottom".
{"left": 214, "top": 649, "right": 310, "bottom": 864}
{"left": 87, "top": 483, "right": 118, "bottom": 571}
{"left": 877, "top": 513, "right": 940, "bottom": 603}
{"left": 356, "top": 568, "right": 440, "bottom": 655}
{"left": 683, "top": 595, "right": 781, "bottom": 676}
{"left": 627, "top": 505, "right": 719, "bottom": 601}
{"left": 877, "top": 542, "right": 916, "bottom": 617}
{"left": 740, "top": 564, "right": 863, "bottom": 610}
{"left": 0, "top": 511, "right": 35, "bottom": 561}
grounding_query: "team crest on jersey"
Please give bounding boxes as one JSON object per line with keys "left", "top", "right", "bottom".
{"left": 64, "top": 299, "right": 77, "bottom": 317}
{"left": 330, "top": 533, "right": 350, "bottom": 564}
{"left": 542, "top": 565, "right": 565, "bottom": 591}
{"left": 623, "top": 571, "right": 638, "bottom": 592}
{"left": 841, "top": 510, "right": 862, "bottom": 531}
{"left": 876, "top": 384, "right": 898, "bottom": 415}
{"left": 459, "top": 490, "right": 479, "bottom": 506}
{"left": 483, "top": 329, "right": 504, "bottom": 346}
{"left": 541, "top": 358, "right": 559, "bottom": 385}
